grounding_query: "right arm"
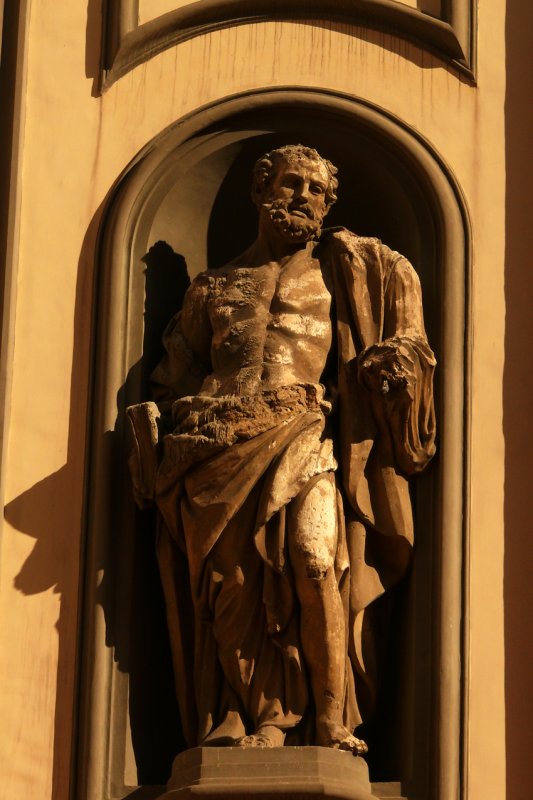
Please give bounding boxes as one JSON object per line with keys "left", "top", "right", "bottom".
{"left": 127, "top": 274, "right": 213, "bottom": 506}
{"left": 151, "top": 274, "right": 213, "bottom": 410}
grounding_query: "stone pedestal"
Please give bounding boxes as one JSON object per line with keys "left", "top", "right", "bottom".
{"left": 159, "top": 746, "right": 377, "bottom": 799}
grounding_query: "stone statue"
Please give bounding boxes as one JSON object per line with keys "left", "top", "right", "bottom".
{"left": 127, "top": 145, "right": 436, "bottom": 759}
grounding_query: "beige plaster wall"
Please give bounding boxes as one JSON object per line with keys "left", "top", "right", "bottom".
{"left": 0, "top": 1, "right": 521, "bottom": 798}
{"left": 139, "top": 0, "right": 197, "bottom": 24}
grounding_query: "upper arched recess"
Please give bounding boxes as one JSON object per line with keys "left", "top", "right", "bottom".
{"left": 101, "top": 0, "right": 476, "bottom": 90}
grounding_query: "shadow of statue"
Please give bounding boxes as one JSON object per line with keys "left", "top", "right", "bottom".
{"left": 100, "top": 240, "right": 191, "bottom": 784}
{"left": 4, "top": 210, "right": 191, "bottom": 793}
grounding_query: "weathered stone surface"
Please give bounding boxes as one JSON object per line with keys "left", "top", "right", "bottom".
{"left": 127, "top": 144, "right": 436, "bottom": 763}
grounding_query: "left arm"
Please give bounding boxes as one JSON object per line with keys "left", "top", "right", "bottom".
{"left": 358, "top": 253, "right": 436, "bottom": 474}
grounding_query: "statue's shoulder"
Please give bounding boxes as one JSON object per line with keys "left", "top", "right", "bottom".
{"left": 320, "top": 227, "right": 388, "bottom": 258}
{"left": 320, "top": 228, "right": 406, "bottom": 269}
{"left": 190, "top": 267, "right": 222, "bottom": 281}
{"left": 186, "top": 267, "right": 225, "bottom": 293}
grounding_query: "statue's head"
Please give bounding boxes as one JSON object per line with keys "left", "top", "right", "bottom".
{"left": 251, "top": 145, "right": 339, "bottom": 243}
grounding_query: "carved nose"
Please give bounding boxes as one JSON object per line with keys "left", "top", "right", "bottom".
{"left": 293, "top": 185, "right": 310, "bottom": 204}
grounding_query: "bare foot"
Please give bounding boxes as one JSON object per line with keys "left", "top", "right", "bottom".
{"left": 236, "top": 725, "right": 286, "bottom": 748}
{"left": 316, "top": 721, "right": 368, "bottom": 756}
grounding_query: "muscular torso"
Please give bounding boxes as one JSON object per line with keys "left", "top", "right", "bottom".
{"left": 199, "top": 243, "right": 333, "bottom": 397}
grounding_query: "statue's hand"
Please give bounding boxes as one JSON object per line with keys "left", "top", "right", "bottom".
{"left": 358, "top": 342, "right": 410, "bottom": 396}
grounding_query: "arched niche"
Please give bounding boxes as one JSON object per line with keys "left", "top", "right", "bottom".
{"left": 78, "top": 89, "right": 469, "bottom": 800}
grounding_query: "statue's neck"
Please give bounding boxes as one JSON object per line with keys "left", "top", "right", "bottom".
{"left": 246, "top": 218, "right": 317, "bottom": 265}
{"left": 247, "top": 238, "right": 299, "bottom": 265}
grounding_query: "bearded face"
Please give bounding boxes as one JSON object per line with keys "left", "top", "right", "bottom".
{"left": 262, "top": 196, "right": 323, "bottom": 242}
{"left": 259, "top": 157, "right": 330, "bottom": 244}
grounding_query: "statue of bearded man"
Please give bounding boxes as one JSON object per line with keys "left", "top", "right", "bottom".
{"left": 127, "top": 144, "right": 436, "bottom": 757}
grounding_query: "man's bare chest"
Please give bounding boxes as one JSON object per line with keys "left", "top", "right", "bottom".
{"left": 206, "top": 256, "right": 332, "bottom": 334}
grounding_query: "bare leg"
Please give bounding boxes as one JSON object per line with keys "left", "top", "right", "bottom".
{"left": 288, "top": 476, "right": 367, "bottom": 755}
{"left": 205, "top": 489, "right": 296, "bottom": 749}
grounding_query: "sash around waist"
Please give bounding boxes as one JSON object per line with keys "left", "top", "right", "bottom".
{"left": 173, "top": 382, "right": 330, "bottom": 442}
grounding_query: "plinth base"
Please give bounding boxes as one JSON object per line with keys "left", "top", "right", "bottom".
{"left": 159, "top": 746, "right": 377, "bottom": 799}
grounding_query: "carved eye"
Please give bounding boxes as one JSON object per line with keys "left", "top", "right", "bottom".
{"left": 310, "top": 183, "right": 325, "bottom": 195}
{"left": 281, "top": 175, "right": 299, "bottom": 189}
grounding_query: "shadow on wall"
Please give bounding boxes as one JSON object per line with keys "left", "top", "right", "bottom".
{"left": 2, "top": 0, "right": 119, "bottom": 784}
{"left": 3, "top": 200, "right": 103, "bottom": 800}
{"left": 98, "top": 240, "right": 191, "bottom": 783}
{"left": 4, "top": 209, "right": 192, "bottom": 791}
{"left": 85, "top": 0, "right": 104, "bottom": 97}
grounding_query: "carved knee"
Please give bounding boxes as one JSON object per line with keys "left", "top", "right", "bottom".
{"left": 289, "top": 477, "right": 337, "bottom": 581}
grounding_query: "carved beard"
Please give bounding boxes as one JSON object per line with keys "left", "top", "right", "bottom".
{"left": 262, "top": 198, "right": 323, "bottom": 242}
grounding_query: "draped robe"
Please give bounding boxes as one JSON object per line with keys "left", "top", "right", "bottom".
{"left": 127, "top": 228, "right": 436, "bottom": 747}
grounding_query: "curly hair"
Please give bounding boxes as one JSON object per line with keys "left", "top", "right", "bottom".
{"left": 251, "top": 145, "right": 339, "bottom": 211}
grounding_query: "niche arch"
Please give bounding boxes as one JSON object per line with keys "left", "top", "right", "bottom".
{"left": 78, "top": 88, "right": 470, "bottom": 800}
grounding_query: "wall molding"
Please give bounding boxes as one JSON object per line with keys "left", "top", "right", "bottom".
{"left": 101, "top": 0, "right": 476, "bottom": 90}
